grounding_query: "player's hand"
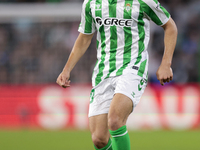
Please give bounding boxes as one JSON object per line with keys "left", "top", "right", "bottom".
{"left": 56, "top": 71, "right": 71, "bottom": 88}
{"left": 156, "top": 64, "right": 173, "bottom": 86}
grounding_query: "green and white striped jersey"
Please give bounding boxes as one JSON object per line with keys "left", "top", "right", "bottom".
{"left": 78, "top": 0, "right": 170, "bottom": 87}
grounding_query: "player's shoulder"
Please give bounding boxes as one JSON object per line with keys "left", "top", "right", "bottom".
{"left": 83, "top": 0, "right": 95, "bottom": 4}
{"left": 138, "top": 0, "right": 160, "bottom": 12}
{"left": 82, "top": 0, "right": 94, "bottom": 10}
{"left": 139, "top": 0, "right": 159, "bottom": 6}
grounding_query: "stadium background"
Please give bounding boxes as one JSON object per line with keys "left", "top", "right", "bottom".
{"left": 0, "top": 0, "right": 200, "bottom": 150}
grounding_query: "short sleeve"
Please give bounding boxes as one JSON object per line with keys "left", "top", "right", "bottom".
{"left": 78, "top": 0, "right": 96, "bottom": 34}
{"left": 141, "top": 0, "right": 170, "bottom": 26}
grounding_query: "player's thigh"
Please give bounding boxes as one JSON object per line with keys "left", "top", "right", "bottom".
{"left": 108, "top": 73, "right": 147, "bottom": 129}
{"left": 108, "top": 93, "right": 133, "bottom": 129}
{"left": 89, "top": 114, "right": 110, "bottom": 140}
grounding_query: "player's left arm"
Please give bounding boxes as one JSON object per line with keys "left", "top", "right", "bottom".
{"left": 156, "top": 18, "right": 178, "bottom": 85}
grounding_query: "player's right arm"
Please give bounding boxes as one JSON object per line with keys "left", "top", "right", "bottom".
{"left": 56, "top": 32, "right": 94, "bottom": 88}
{"left": 57, "top": 0, "right": 95, "bottom": 88}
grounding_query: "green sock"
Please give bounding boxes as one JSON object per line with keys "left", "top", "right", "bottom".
{"left": 109, "top": 125, "right": 130, "bottom": 150}
{"left": 94, "top": 138, "right": 113, "bottom": 150}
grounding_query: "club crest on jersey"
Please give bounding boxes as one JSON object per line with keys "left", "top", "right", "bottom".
{"left": 124, "top": 3, "right": 131, "bottom": 12}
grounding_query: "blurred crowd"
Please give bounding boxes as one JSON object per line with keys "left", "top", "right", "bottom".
{"left": 0, "top": 0, "right": 199, "bottom": 84}
{"left": 0, "top": 0, "right": 80, "bottom": 3}
{"left": 0, "top": 0, "right": 193, "bottom": 3}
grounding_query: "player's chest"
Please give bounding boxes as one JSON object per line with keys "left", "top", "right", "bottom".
{"left": 90, "top": 0, "right": 140, "bottom": 19}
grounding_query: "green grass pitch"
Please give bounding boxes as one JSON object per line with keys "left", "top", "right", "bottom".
{"left": 0, "top": 129, "right": 200, "bottom": 150}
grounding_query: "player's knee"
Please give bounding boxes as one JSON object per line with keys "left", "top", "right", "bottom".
{"left": 92, "top": 133, "right": 108, "bottom": 149}
{"left": 108, "top": 115, "right": 122, "bottom": 131}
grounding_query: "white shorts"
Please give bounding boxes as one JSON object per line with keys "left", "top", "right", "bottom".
{"left": 88, "top": 73, "right": 147, "bottom": 117}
